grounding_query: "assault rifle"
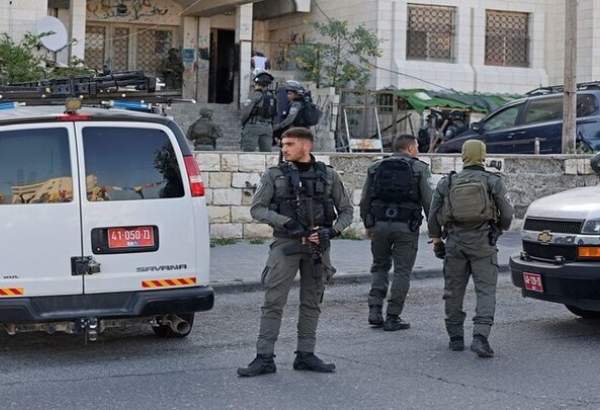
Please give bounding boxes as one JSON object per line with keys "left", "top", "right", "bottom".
{"left": 281, "top": 167, "right": 327, "bottom": 282}
{"left": 306, "top": 199, "right": 326, "bottom": 280}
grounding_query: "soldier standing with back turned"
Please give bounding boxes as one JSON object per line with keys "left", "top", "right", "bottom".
{"left": 428, "top": 140, "right": 513, "bottom": 358}
{"left": 360, "top": 134, "right": 432, "bottom": 331}
{"left": 237, "top": 127, "right": 353, "bottom": 377}
{"left": 240, "top": 70, "right": 276, "bottom": 152}
{"left": 186, "top": 108, "right": 222, "bottom": 151}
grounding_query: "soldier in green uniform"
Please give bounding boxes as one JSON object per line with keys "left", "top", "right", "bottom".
{"left": 240, "top": 70, "right": 276, "bottom": 152}
{"left": 186, "top": 108, "right": 222, "bottom": 151}
{"left": 360, "top": 134, "right": 433, "bottom": 331}
{"left": 428, "top": 140, "right": 513, "bottom": 358}
{"left": 160, "top": 48, "right": 184, "bottom": 90}
{"left": 238, "top": 127, "right": 353, "bottom": 377}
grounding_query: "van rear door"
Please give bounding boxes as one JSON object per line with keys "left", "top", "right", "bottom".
{"left": 0, "top": 123, "right": 84, "bottom": 297}
{"left": 75, "top": 123, "right": 201, "bottom": 294}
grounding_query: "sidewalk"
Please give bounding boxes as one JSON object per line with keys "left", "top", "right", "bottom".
{"left": 210, "top": 232, "right": 522, "bottom": 292}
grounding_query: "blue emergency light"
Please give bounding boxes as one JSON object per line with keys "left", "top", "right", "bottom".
{"left": 108, "top": 100, "right": 153, "bottom": 112}
{"left": 0, "top": 102, "right": 20, "bottom": 110}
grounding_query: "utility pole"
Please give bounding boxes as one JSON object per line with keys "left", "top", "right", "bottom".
{"left": 562, "top": 0, "right": 577, "bottom": 154}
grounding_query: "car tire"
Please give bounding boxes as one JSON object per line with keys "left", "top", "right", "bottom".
{"left": 565, "top": 305, "right": 600, "bottom": 319}
{"left": 152, "top": 313, "right": 195, "bottom": 338}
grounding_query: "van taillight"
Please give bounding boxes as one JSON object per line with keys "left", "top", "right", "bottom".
{"left": 183, "top": 155, "right": 205, "bottom": 197}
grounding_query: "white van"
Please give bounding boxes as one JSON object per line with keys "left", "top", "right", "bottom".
{"left": 510, "top": 179, "right": 600, "bottom": 319}
{"left": 0, "top": 103, "right": 213, "bottom": 340}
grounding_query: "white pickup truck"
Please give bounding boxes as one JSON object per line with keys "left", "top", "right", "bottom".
{"left": 510, "top": 156, "right": 600, "bottom": 318}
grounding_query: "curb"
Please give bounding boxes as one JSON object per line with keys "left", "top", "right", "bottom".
{"left": 212, "top": 264, "right": 511, "bottom": 294}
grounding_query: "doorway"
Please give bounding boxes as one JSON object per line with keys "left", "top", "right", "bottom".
{"left": 209, "top": 29, "right": 236, "bottom": 104}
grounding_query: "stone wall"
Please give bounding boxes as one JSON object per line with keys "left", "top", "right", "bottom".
{"left": 195, "top": 152, "right": 600, "bottom": 239}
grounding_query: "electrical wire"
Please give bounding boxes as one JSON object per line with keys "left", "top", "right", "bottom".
{"left": 311, "top": 0, "right": 452, "bottom": 91}
{"left": 91, "top": 0, "right": 453, "bottom": 91}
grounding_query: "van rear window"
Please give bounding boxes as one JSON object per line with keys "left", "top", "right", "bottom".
{"left": 0, "top": 128, "right": 73, "bottom": 205}
{"left": 83, "top": 127, "right": 184, "bottom": 201}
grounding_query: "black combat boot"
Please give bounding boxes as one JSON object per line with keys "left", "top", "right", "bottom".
{"left": 293, "top": 352, "right": 336, "bottom": 373}
{"left": 470, "top": 335, "right": 494, "bottom": 358}
{"left": 237, "top": 354, "right": 277, "bottom": 377}
{"left": 448, "top": 336, "right": 465, "bottom": 351}
{"left": 383, "top": 314, "right": 411, "bottom": 331}
{"left": 368, "top": 305, "right": 384, "bottom": 327}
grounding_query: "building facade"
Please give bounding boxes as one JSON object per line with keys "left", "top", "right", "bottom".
{"left": 2, "top": 0, "right": 599, "bottom": 99}
{"left": 254, "top": 0, "right": 600, "bottom": 94}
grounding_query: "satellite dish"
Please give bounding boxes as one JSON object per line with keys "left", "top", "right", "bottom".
{"left": 35, "top": 16, "right": 68, "bottom": 52}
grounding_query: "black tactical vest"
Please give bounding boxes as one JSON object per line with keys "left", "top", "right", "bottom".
{"left": 251, "top": 90, "right": 276, "bottom": 122}
{"left": 270, "top": 161, "right": 336, "bottom": 234}
{"left": 369, "top": 157, "right": 422, "bottom": 229}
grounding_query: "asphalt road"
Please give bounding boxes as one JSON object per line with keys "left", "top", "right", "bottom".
{"left": 210, "top": 233, "right": 522, "bottom": 287}
{"left": 2, "top": 275, "right": 600, "bottom": 410}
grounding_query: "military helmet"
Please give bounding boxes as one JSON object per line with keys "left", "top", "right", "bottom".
{"left": 253, "top": 69, "right": 274, "bottom": 86}
{"left": 199, "top": 108, "right": 213, "bottom": 118}
{"left": 284, "top": 80, "right": 305, "bottom": 96}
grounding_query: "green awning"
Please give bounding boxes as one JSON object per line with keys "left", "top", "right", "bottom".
{"left": 380, "top": 88, "right": 522, "bottom": 114}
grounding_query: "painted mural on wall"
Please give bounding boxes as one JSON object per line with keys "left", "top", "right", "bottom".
{"left": 86, "top": 0, "right": 182, "bottom": 25}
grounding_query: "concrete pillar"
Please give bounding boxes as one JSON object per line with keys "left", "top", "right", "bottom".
{"left": 182, "top": 16, "right": 198, "bottom": 99}
{"left": 69, "top": 0, "right": 86, "bottom": 61}
{"left": 196, "top": 17, "right": 212, "bottom": 103}
{"left": 236, "top": 3, "right": 253, "bottom": 105}
{"left": 55, "top": 8, "right": 70, "bottom": 66}
{"left": 1, "top": 0, "right": 48, "bottom": 42}
{"left": 295, "top": 0, "right": 311, "bottom": 12}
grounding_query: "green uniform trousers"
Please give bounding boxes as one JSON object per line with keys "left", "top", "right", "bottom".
{"left": 368, "top": 221, "right": 419, "bottom": 316}
{"left": 256, "top": 238, "right": 332, "bottom": 355}
{"left": 241, "top": 122, "right": 273, "bottom": 152}
{"left": 443, "top": 235, "right": 498, "bottom": 339}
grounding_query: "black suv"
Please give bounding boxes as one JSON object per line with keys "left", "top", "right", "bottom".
{"left": 437, "top": 90, "right": 600, "bottom": 154}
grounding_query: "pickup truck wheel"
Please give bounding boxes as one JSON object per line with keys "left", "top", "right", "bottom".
{"left": 152, "top": 313, "right": 195, "bottom": 338}
{"left": 565, "top": 305, "right": 600, "bottom": 319}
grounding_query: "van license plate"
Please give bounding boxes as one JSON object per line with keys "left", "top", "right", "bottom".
{"left": 523, "top": 272, "right": 544, "bottom": 293}
{"left": 108, "top": 226, "right": 155, "bottom": 249}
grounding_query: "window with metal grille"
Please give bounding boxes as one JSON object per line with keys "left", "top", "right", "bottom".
{"left": 485, "top": 10, "right": 530, "bottom": 67}
{"left": 85, "top": 26, "right": 106, "bottom": 71}
{"left": 136, "top": 29, "right": 173, "bottom": 77}
{"left": 112, "top": 27, "right": 130, "bottom": 72}
{"left": 406, "top": 4, "right": 456, "bottom": 62}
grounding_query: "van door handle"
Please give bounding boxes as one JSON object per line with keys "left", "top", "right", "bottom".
{"left": 71, "top": 256, "right": 102, "bottom": 276}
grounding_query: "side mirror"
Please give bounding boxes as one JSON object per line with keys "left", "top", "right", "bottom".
{"left": 470, "top": 121, "right": 482, "bottom": 133}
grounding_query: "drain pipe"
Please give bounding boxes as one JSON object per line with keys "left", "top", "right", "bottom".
{"left": 470, "top": 7, "right": 477, "bottom": 92}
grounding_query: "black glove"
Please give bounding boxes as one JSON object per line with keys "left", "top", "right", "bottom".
{"left": 317, "top": 228, "right": 338, "bottom": 251}
{"left": 433, "top": 241, "right": 446, "bottom": 259}
{"left": 319, "top": 227, "right": 339, "bottom": 240}
{"left": 284, "top": 220, "right": 307, "bottom": 238}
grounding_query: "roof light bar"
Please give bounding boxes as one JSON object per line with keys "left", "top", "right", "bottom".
{"left": 103, "top": 100, "right": 153, "bottom": 112}
{"left": 0, "top": 102, "right": 25, "bottom": 110}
